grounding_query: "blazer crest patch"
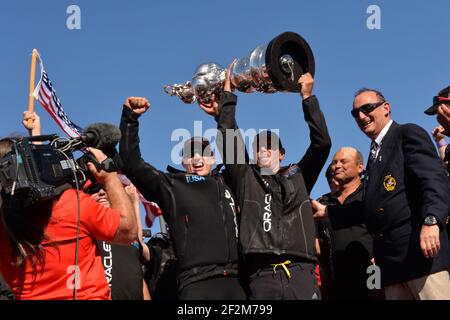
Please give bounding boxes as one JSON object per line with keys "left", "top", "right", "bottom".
{"left": 383, "top": 175, "right": 396, "bottom": 191}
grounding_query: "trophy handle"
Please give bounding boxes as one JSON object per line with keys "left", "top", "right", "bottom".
{"left": 163, "top": 83, "right": 197, "bottom": 104}
{"left": 163, "top": 85, "right": 176, "bottom": 95}
{"left": 279, "top": 55, "right": 295, "bottom": 82}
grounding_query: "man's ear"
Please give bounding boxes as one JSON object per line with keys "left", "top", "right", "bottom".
{"left": 358, "top": 162, "right": 364, "bottom": 176}
{"left": 181, "top": 158, "right": 189, "bottom": 170}
{"left": 383, "top": 101, "right": 391, "bottom": 116}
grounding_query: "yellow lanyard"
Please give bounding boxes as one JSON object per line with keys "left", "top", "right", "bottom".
{"left": 271, "top": 260, "right": 292, "bottom": 278}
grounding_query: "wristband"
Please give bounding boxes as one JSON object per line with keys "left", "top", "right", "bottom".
{"left": 437, "top": 140, "right": 448, "bottom": 148}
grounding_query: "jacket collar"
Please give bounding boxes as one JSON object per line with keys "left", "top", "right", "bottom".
{"left": 374, "top": 119, "right": 393, "bottom": 146}
{"left": 166, "top": 164, "right": 222, "bottom": 176}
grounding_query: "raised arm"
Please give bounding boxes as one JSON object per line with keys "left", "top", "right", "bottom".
{"left": 197, "top": 62, "right": 250, "bottom": 194}
{"left": 119, "top": 97, "right": 172, "bottom": 213}
{"left": 87, "top": 147, "right": 137, "bottom": 244}
{"left": 297, "top": 74, "right": 332, "bottom": 194}
{"left": 22, "top": 110, "right": 41, "bottom": 137}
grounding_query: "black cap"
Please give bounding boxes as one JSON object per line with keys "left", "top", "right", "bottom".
{"left": 253, "top": 130, "right": 285, "bottom": 154}
{"left": 182, "top": 137, "right": 213, "bottom": 158}
{"left": 424, "top": 86, "right": 450, "bottom": 115}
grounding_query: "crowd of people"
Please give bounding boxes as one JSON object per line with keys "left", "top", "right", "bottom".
{"left": 0, "top": 63, "right": 449, "bottom": 300}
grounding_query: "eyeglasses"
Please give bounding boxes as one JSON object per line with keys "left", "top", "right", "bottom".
{"left": 183, "top": 144, "right": 213, "bottom": 158}
{"left": 433, "top": 96, "right": 450, "bottom": 105}
{"left": 253, "top": 139, "right": 281, "bottom": 153}
{"left": 351, "top": 101, "right": 386, "bottom": 118}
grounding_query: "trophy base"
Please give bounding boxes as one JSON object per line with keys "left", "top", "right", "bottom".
{"left": 266, "top": 32, "right": 315, "bottom": 92}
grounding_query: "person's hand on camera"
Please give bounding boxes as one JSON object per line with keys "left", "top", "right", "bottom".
{"left": 124, "top": 97, "right": 150, "bottom": 115}
{"left": 198, "top": 59, "right": 236, "bottom": 117}
{"left": 86, "top": 147, "right": 116, "bottom": 185}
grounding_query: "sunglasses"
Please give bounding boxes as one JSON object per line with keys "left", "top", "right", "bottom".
{"left": 351, "top": 101, "right": 386, "bottom": 118}
{"left": 253, "top": 138, "right": 281, "bottom": 152}
{"left": 183, "top": 144, "right": 213, "bottom": 158}
{"left": 433, "top": 96, "right": 450, "bottom": 105}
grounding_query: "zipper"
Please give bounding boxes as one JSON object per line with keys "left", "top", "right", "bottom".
{"left": 216, "top": 178, "right": 231, "bottom": 263}
{"left": 273, "top": 175, "right": 282, "bottom": 255}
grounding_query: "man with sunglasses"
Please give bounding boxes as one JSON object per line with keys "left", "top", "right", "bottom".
{"left": 119, "top": 97, "right": 245, "bottom": 300}
{"left": 199, "top": 67, "right": 331, "bottom": 300}
{"left": 314, "top": 88, "right": 450, "bottom": 299}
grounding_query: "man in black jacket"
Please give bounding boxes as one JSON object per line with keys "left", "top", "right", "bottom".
{"left": 199, "top": 70, "right": 331, "bottom": 300}
{"left": 313, "top": 88, "right": 450, "bottom": 299}
{"left": 317, "top": 147, "right": 374, "bottom": 299}
{"left": 119, "top": 97, "right": 245, "bottom": 300}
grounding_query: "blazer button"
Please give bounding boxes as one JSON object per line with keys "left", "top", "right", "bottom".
{"left": 378, "top": 233, "right": 383, "bottom": 239}
{"left": 377, "top": 208, "right": 384, "bottom": 214}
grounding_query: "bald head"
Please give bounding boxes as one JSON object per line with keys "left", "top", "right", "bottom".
{"left": 336, "top": 147, "right": 364, "bottom": 164}
{"left": 331, "top": 147, "right": 364, "bottom": 185}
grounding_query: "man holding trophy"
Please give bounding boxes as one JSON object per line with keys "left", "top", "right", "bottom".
{"left": 166, "top": 32, "right": 332, "bottom": 300}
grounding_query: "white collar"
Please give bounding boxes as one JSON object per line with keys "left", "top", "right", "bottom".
{"left": 374, "top": 119, "right": 393, "bottom": 145}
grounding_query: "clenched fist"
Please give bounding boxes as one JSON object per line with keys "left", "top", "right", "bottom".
{"left": 124, "top": 97, "right": 150, "bottom": 115}
{"left": 22, "top": 111, "right": 41, "bottom": 132}
{"left": 299, "top": 73, "right": 314, "bottom": 100}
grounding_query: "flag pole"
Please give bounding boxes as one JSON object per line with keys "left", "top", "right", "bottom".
{"left": 27, "top": 49, "right": 38, "bottom": 127}
{"left": 159, "top": 216, "right": 167, "bottom": 233}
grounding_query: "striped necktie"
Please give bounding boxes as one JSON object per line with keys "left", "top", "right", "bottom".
{"left": 370, "top": 141, "right": 378, "bottom": 163}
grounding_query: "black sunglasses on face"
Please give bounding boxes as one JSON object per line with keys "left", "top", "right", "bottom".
{"left": 351, "top": 101, "right": 386, "bottom": 118}
{"left": 183, "top": 144, "right": 213, "bottom": 158}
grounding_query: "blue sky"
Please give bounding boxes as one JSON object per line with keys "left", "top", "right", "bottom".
{"left": 1, "top": 1, "right": 449, "bottom": 234}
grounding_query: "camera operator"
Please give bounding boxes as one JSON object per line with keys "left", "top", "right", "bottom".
{"left": 0, "top": 139, "right": 137, "bottom": 300}
{"left": 21, "top": 109, "right": 149, "bottom": 300}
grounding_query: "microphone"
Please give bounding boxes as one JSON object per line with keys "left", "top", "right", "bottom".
{"left": 76, "top": 123, "right": 123, "bottom": 172}
{"left": 81, "top": 123, "right": 121, "bottom": 151}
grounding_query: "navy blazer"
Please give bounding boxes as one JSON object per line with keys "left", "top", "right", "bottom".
{"left": 365, "top": 121, "right": 450, "bottom": 286}
{"left": 330, "top": 121, "right": 450, "bottom": 286}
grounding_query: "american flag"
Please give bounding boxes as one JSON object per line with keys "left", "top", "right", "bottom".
{"left": 33, "top": 55, "right": 82, "bottom": 138}
{"left": 32, "top": 50, "right": 163, "bottom": 227}
{"left": 118, "top": 174, "right": 163, "bottom": 227}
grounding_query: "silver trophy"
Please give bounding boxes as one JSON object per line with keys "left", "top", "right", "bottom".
{"left": 164, "top": 32, "right": 315, "bottom": 104}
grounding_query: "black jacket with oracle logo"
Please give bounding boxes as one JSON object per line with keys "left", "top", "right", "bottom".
{"left": 216, "top": 92, "right": 331, "bottom": 263}
{"left": 119, "top": 107, "right": 240, "bottom": 289}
